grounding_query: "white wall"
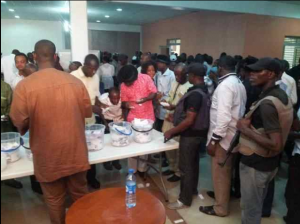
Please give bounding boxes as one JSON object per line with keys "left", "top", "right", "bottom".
{"left": 1, "top": 19, "right": 65, "bottom": 56}
{"left": 1, "top": 19, "right": 142, "bottom": 56}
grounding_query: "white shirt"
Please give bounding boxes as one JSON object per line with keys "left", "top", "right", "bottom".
{"left": 11, "top": 75, "right": 24, "bottom": 91}
{"left": 71, "top": 67, "right": 101, "bottom": 125}
{"left": 99, "top": 93, "right": 123, "bottom": 122}
{"left": 207, "top": 74, "right": 247, "bottom": 151}
{"left": 1, "top": 54, "right": 18, "bottom": 87}
{"left": 98, "top": 63, "right": 115, "bottom": 90}
{"left": 155, "top": 68, "right": 176, "bottom": 120}
{"left": 293, "top": 108, "right": 300, "bottom": 156}
{"left": 281, "top": 72, "right": 298, "bottom": 105}
{"left": 137, "top": 66, "right": 142, "bottom": 73}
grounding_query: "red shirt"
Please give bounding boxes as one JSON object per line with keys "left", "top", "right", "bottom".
{"left": 121, "top": 74, "right": 157, "bottom": 122}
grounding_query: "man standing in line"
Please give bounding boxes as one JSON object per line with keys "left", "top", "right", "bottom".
{"left": 11, "top": 53, "right": 28, "bottom": 90}
{"left": 165, "top": 63, "right": 210, "bottom": 209}
{"left": 71, "top": 54, "right": 103, "bottom": 190}
{"left": 10, "top": 40, "right": 92, "bottom": 224}
{"left": 237, "top": 58, "right": 294, "bottom": 224}
{"left": 137, "top": 53, "right": 152, "bottom": 73}
{"left": 162, "top": 63, "right": 192, "bottom": 182}
{"left": 1, "top": 49, "right": 19, "bottom": 87}
{"left": 200, "top": 56, "right": 247, "bottom": 217}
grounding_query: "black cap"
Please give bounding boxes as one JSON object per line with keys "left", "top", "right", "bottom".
{"left": 157, "top": 55, "right": 170, "bottom": 65}
{"left": 186, "top": 63, "right": 206, "bottom": 77}
{"left": 246, "top": 57, "right": 281, "bottom": 75}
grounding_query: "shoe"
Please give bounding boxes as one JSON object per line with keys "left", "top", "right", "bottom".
{"left": 207, "top": 191, "right": 215, "bottom": 199}
{"left": 103, "top": 162, "right": 113, "bottom": 171}
{"left": 137, "top": 171, "right": 146, "bottom": 180}
{"left": 167, "top": 175, "right": 181, "bottom": 182}
{"left": 89, "top": 179, "right": 101, "bottom": 189}
{"left": 162, "top": 170, "right": 175, "bottom": 176}
{"left": 4, "top": 179, "right": 23, "bottom": 189}
{"left": 162, "top": 160, "right": 169, "bottom": 168}
{"left": 32, "top": 183, "right": 43, "bottom": 195}
{"left": 167, "top": 200, "right": 189, "bottom": 210}
{"left": 112, "top": 161, "right": 122, "bottom": 170}
{"left": 262, "top": 213, "right": 271, "bottom": 218}
{"left": 199, "top": 206, "right": 222, "bottom": 217}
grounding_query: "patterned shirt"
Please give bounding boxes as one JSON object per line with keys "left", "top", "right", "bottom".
{"left": 121, "top": 74, "right": 157, "bottom": 122}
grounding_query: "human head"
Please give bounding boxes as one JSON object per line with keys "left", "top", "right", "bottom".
{"left": 69, "top": 61, "right": 82, "bottom": 72}
{"left": 118, "top": 65, "right": 138, "bottom": 87}
{"left": 180, "top": 53, "right": 187, "bottom": 63}
{"left": 118, "top": 54, "right": 128, "bottom": 66}
{"left": 82, "top": 54, "right": 100, "bottom": 78}
{"left": 15, "top": 53, "right": 28, "bottom": 72}
{"left": 12, "top": 49, "right": 20, "bottom": 55}
{"left": 140, "top": 53, "right": 151, "bottom": 65}
{"left": 281, "top": 60, "right": 290, "bottom": 73}
{"left": 206, "top": 56, "right": 213, "bottom": 65}
{"left": 220, "top": 52, "right": 227, "bottom": 59}
{"left": 102, "top": 55, "right": 110, "bottom": 64}
{"left": 113, "top": 54, "right": 118, "bottom": 62}
{"left": 237, "top": 56, "right": 258, "bottom": 80}
{"left": 24, "top": 63, "right": 38, "bottom": 77}
{"left": 141, "top": 60, "right": 157, "bottom": 80}
{"left": 132, "top": 56, "right": 138, "bottom": 66}
{"left": 218, "top": 56, "right": 237, "bottom": 77}
{"left": 174, "top": 63, "right": 187, "bottom": 84}
{"left": 34, "top": 40, "right": 56, "bottom": 66}
{"left": 108, "top": 87, "right": 121, "bottom": 105}
{"left": 156, "top": 55, "right": 170, "bottom": 73}
{"left": 186, "top": 63, "right": 206, "bottom": 85}
{"left": 246, "top": 57, "right": 281, "bottom": 88}
{"left": 195, "top": 54, "right": 204, "bottom": 64}
{"left": 187, "top": 55, "right": 195, "bottom": 65}
{"left": 27, "top": 52, "right": 34, "bottom": 63}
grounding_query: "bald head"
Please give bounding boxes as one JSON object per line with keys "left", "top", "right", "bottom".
{"left": 174, "top": 63, "right": 187, "bottom": 84}
{"left": 140, "top": 53, "right": 151, "bottom": 65}
{"left": 34, "top": 40, "right": 56, "bottom": 64}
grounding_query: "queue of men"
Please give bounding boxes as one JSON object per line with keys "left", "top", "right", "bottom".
{"left": 1, "top": 39, "right": 300, "bottom": 224}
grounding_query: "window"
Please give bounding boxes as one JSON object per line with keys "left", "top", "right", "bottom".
{"left": 283, "top": 36, "right": 300, "bottom": 68}
{"left": 167, "top": 38, "right": 181, "bottom": 55}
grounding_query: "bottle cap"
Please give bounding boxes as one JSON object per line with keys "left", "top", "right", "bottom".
{"left": 128, "top": 169, "right": 135, "bottom": 174}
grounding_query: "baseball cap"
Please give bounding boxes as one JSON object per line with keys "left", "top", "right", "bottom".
{"left": 170, "top": 54, "right": 177, "bottom": 62}
{"left": 246, "top": 57, "right": 281, "bottom": 75}
{"left": 186, "top": 63, "right": 206, "bottom": 77}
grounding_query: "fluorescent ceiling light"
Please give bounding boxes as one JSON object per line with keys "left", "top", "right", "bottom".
{"left": 105, "top": 15, "right": 110, "bottom": 18}
{"left": 96, "top": 20, "right": 101, "bottom": 23}
{"left": 1, "top": 1, "right": 7, "bottom": 4}
{"left": 9, "top": 9, "right": 15, "bottom": 12}
{"left": 116, "top": 8, "right": 122, "bottom": 12}
{"left": 172, "top": 7, "right": 185, "bottom": 11}
{"left": 15, "top": 15, "right": 20, "bottom": 19}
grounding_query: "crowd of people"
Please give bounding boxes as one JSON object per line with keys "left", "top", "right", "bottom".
{"left": 1, "top": 39, "right": 299, "bottom": 224}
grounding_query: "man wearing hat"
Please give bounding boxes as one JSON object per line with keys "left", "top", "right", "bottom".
{"left": 154, "top": 55, "right": 176, "bottom": 132}
{"left": 165, "top": 63, "right": 210, "bottom": 209}
{"left": 237, "top": 57, "right": 294, "bottom": 224}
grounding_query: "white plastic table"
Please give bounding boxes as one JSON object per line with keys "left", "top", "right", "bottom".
{"left": 1, "top": 130, "right": 178, "bottom": 200}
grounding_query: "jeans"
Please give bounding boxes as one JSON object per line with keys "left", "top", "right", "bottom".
{"left": 178, "top": 136, "right": 204, "bottom": 206}
{"left": 240, "top": 163, "right": 278, "bottom": 224}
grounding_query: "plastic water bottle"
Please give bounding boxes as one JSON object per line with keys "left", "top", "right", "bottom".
{"left": 126, "top": 169, "right": 137, "bottom": 208}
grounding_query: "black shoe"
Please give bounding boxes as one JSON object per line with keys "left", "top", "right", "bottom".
{"left": 89, "top": 179, "right": 101, "bottom": 189}
{"left": 199, "top": 206, "right": 223, "bottom": 217}
{"left": 167, "top": 175, "right": 181, "bottom": 182}
{"left": 4, "top": 179, "right": 23, "bottom": 189}
{"left": 32, "top": 184, "right": 43, "bottom": 195}
{"left": 162, "top": 160, "right": 169, "bottom": 168}
{"left": 207, "top": 191, "right": 215, "bottom": 199}
{"left": 262, "top": 213, "right": 271, "bottom": 218}
{"left": 103, "top": 162, "right": 113, "bottom": 171}
{"left": 162, "top": 170, "right": 175, "bottom": 176}
{"left": 112, "top": 161, "right": 122, "bottom": 170}
{"left": 137, "top": 171, "right": 146, "bottom": 180}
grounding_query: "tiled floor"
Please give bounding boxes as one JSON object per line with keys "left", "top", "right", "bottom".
{"left": 1, "top": 154, "right": 288, "bottom": 224}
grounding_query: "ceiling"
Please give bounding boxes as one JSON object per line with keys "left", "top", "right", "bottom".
{"left": 0, "top": 1, "right": 195, "bottom": 25}
{"left": 1, "top": 1, "right": 300, "bottom": 25}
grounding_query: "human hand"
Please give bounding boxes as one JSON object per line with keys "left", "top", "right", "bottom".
{"left": 124, "top": 102, "right": 135, "bottom": 110}
{"left": 136, "top": 98, "right": 147, "bottom": 104}
{"left": 207, "top": 141, "right": 217, "bottom": 157}
{"left": 157, "top": 92, "right": 163, "bottom": 100}
{"left": 164, "top": 129, "right": 174, "bottom": 141}
{"left": 237, "top": 118, "right": 251, "bottom": 132}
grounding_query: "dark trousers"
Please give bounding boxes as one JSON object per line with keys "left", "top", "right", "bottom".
{"left": 285, "top": 154, "right": 300, "bottom": 224}
{"left": 179, "top": 136, "right": 203, "bottom": 206}
{"left": 262, "top": 178, "right": 275, "bottom": 216}
{"left": 87, "top": 165, "right": 97, "bottom": 184}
